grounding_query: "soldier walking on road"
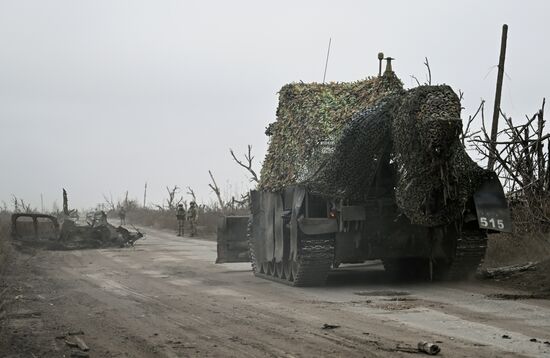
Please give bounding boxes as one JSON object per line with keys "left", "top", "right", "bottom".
{"left": 119, "top": 206, "right": 126, "bottom": 226}
{"left": 176, "top": 204, "right": 186, "bottom": 237}
{"left": 187, "top": 201, "right": 198, "bottom": 237}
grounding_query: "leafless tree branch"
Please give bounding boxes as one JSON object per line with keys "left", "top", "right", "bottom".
{"left": 230, "top": 145, "right": 259, "bottom": 183}
{"left": 424, "top": 57, "right": 432, "bottom": 85}
{"left": 165, "top": 185, "right": 180, "bottom": 210}
{"left": 186, "top": 186, "right": 197, "bottom": 202}
{"left": 208, "top": 170, "right": 225, "bottom": 212}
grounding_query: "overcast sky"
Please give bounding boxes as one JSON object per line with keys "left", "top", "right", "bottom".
{"left": 1, "top": 0, "right": 548, "bottom": 210}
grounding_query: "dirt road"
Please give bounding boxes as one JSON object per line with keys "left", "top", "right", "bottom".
{"left": 2, "top": 227, "right": 550, "bottom": 357}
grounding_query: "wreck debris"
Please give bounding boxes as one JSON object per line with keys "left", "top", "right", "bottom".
{"left": 11, "top": 213, "right": 143, "bottom": 250}
{"left": 73, "top": 336, "right": 89, "bottom": 352}
{"left": 417, "top": 341, "right": 441, "bottom": 355}
{"left": 478, "top": 262, "right": 538, "bottom": 279}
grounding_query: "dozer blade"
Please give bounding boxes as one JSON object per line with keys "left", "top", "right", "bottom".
{"left": 216, "top": 216, "right": 250, "bottom": 263}
{"left": 473, "top": 174, "right": 512, "bottom": 233}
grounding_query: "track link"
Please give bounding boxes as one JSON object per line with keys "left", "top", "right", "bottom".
{"left": 248, "top": 220, "right": 335, "bottom": 286}
{"left": 292, "top": 237, "right": 334, "bottom": 286}
{"left": 445, "top": 229, "right": 488, "bottom": 279}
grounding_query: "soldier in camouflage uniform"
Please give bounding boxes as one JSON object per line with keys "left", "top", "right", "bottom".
{"left": 187, "top": 201, "right": 198, "bottom": 237}
{"left": 176, "top": 204, "right": 186, "bottom": 237}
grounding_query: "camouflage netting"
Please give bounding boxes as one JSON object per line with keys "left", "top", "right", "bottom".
{"left": 392, "top": 86, "right": 487, "bottom": 226}
{"left": 260, "top": 72, "right": 405, "bottom": 190}
{"left": 260, "top": 73, "right": 489, "bottom": 227}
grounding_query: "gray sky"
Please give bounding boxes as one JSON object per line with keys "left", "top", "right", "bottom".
{"left": 1, "top": 0, "right": 549, "bottom": 210}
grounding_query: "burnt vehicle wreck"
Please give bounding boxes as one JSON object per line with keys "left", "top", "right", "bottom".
{"left": 11, "top": 212, "right": 143, "bottom": 250}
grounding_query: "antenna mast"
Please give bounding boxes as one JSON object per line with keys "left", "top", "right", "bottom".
{"left": 322, "top": 38, "right": 332, "bottom": 83}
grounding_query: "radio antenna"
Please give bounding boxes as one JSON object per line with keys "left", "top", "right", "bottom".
{"left": 322, "top": 37, "right": 332, "bottom": 83}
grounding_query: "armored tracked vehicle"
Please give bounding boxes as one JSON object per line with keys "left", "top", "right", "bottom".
{"left": 217, "top": 60, "right": 511, "bottom": 286}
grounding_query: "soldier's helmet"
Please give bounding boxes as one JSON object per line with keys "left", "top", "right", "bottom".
{"left": 190, "top": 201, "right": 196, "bottom": 207}
{"left": 178, "top": 204, "right": 183, "bottom": 208}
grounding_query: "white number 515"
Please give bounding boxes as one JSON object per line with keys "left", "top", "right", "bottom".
{"left": 479, "top": 217, "right": 504, "bottom": 229}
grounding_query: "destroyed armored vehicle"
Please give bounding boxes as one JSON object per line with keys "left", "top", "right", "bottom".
{"left": 11, "top": 212, "right": 143, "bottom": 250}
{"left": 217, "top": 60, "right": 511, "bottom": 286}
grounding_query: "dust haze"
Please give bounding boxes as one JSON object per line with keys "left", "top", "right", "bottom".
{"left": 1, "top": 0, "right": 549, "bottom": 208}
{"left": 1, "top": 2, "right": 550, "bottom": 358}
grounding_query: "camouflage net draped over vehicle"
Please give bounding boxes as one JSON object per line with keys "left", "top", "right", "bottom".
{"left": 260, "top": 73, "right": 489, "bottom": 227}
{"left": 391, "top": 86, "right": 487, "bottom": 226}
{"left": 260, "top": 73, "right": 405, "bottom": 191}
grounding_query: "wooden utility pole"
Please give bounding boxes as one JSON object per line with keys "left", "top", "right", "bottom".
{"left": 143, "top": 182, "right": 147, "bottom": 208}
{"left": 488, "top": 24, "right": 508, "bottom": 171}
{"left": 62, "top": 188, "right": 69, "bottom": 215}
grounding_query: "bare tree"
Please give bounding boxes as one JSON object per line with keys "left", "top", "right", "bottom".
{"left": 19, "top": 199, "right": 32, "bottom": 213}
{"left": 461, "top": 100, "right": 485, "bottom": 146}
{"left": 410, "top": 57, "right": 432, "bottom": 86}
{"left": 424, "top": 57, "right": 432, "bottom": 85}
{"left": 102, "top": 193, "right": 116, "bottom": 211}
{"left": 165, "top": 185, "right": 182, "bottom": 210}
{"left": 230, "top": 145, "right": 260, "bottom": 183}
{"left": 186, "top": 186, "right": 197, "bottom": 202}
{"left": 208, "top": 170, "right": 225, "bottom": 211}
{"left": 230, "top": 193, "right": 249, "bottom": 209}
{"left": 469, "top": 98, "right": 549, "bottom": 224}
{"left": 12, "top": 195, "right": 19, "bottom": 213}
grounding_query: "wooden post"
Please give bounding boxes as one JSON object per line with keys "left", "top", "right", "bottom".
{"left": 143, "top": 182, "right": 147, "bottom": 208}
{"left": 62, "top": 188, "right": 69, "bottom": 215}
{"left": 488, "top": 24, "right": 508, "bottom": 171}
{"left": 378, "top": 52, "right": 384, "bottom": 77}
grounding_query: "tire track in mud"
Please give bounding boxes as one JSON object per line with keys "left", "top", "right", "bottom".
{"left": 63, "top": 248, "right": 401, "bottom": 357}
{"left": 61, "top": 256, "right": 359, "bottom": 357}
{"left": 76, "top": 255, "right": 469, "bottom": 357}
{"left": 31, "top": 227, "right": 550, "bottom": 358}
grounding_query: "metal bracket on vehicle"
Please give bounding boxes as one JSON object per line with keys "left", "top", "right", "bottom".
{"left": 341, "top": 205, "right": 366, "bottom": 221}
{"left": 473, "top": 174, "right": 512, "bottom": 233}
{"left": 298, "top": 217, "right": 338, "bottom": 235}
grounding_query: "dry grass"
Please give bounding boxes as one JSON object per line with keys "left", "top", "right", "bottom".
{"left": 0, "top": 212, "right": 12, "bottom": 324}
{"left": 484, "top": 200, "right": 550, "bottom": 267}
{"left": 0, "top": 213, "right": 11, "bottom": 276}
{"left": 116, "top": 207, "right": 247, "bottom": 238}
